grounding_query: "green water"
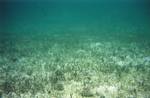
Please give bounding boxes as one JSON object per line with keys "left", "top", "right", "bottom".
{"left": 0, "top": 1, "right": 150, "bottom": 98}
{"left": 1, "top": 1, "right": 150, "bottom": 40}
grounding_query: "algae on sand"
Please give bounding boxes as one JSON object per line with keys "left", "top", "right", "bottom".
{"left": 1, "top": 0, "right": 150, "bottom": 98}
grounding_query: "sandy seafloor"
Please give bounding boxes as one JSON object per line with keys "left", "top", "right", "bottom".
{"left": 0, "top": 1, "right": 150, "bottom": 98}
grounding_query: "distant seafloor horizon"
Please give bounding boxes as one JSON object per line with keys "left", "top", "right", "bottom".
{"left": 1, "top": 1, "right": 150, "bottom": 39}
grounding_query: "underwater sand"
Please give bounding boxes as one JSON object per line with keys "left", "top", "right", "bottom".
{"left": 0, "top": 1, "right": 150, "bottom": 98}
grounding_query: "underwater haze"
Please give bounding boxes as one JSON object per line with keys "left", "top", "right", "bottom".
{"left": 0, "top": 0, "right": 150, "bottom": 98}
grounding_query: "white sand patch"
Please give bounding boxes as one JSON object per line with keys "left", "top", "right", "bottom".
{"left": 90, "top": 42, "right": 103, "bottom": 49}
{"left": 63, "top": 80, "right": 82, "bottom": 97}
{"left": 94, "top": 85, "right": 118, "bottom": 98}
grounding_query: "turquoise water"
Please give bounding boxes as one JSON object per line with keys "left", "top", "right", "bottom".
{"left": 0, "top": 1, "right": 150, "bottom": 98}
{"left": 1, "top": 1, "right": 150, "bottom": 40}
